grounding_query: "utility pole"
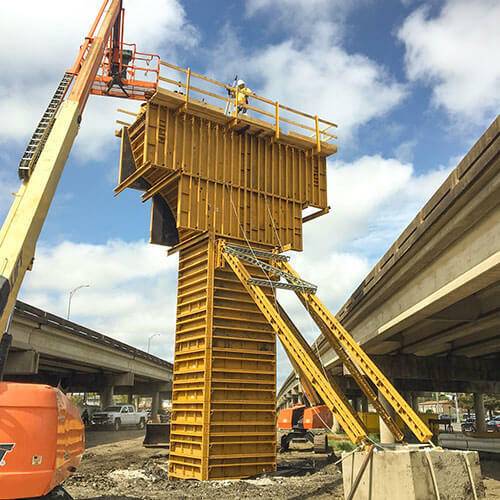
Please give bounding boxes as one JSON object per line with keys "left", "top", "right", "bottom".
{"left": 67, "top": 284, "right": 90, "bottom": 320}
{"left": 455, "top": 393, "right": 460, "bottom": 423}
{"left": 147, "top": 333, "right": 161, "bottom": 353}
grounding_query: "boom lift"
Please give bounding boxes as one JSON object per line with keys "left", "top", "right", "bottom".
{"left": 0, "top": 0, "right": 159, "bottom": 338}
{"left": 0, "top": 1, "right": 159, "bottom": 498}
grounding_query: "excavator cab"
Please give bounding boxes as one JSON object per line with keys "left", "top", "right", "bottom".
{"left": 277, "top": 404, "right": 331, "bottom": 453}
{"left": 277, "top": 404, "right": 306, "bottom": 431}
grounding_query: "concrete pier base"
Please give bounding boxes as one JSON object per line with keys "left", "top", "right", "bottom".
{"left": 342, "top": 447, "right": 484, "bottom": 499}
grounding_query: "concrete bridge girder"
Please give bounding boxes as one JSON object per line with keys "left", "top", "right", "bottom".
{"left": 277, "top": 120, "right": 500, "bottom": 403}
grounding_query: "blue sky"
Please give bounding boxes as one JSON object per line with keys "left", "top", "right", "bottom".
{"left": 0, "top": 0, "right": 499, "bottom": 384}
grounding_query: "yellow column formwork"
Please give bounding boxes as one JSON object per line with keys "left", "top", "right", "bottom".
{"left": 117, "top": 79, "right": 435, "bottom": 479}
{"left": 115, "top": 91, "right": 329, "bottom": 252}
{"left": 169, "top": 236, "right": 277, "bottom": 479}
{"left": 116, "top": 88, "right": 335, "bottom": 479}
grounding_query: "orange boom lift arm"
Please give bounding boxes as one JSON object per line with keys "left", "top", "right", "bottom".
{"left": 0, "top": 0, "right": 159, "bottom": 339}
{"left": 0, "top": 5, "right": 159, "bottom": 498}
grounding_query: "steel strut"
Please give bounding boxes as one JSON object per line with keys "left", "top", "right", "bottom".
{"left": 278, "top": 260, "right": 433, "bottom": 443}
{"left": 219, "top": 241, "right": 369, "bottom": 445}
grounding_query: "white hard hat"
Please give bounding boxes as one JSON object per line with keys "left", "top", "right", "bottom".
{"left": 236, "top": 79, "right": 246, "bottom": 87}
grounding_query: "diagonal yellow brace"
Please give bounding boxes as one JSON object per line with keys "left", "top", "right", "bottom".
{"left": 220, "top": 242, "right": 369, "bottom": 445}
{"left": 297, "top": 302, "right": 404, "bottom": 441}
{"left": 277, "top": 303, "right": 322, "bottom": 407}
{"left": 278, "top": 261, "right": 433, "bottom": 443}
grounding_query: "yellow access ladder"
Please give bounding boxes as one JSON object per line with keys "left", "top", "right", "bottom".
{"left": 218, "top": 241, "right": 433, "bottom": 445}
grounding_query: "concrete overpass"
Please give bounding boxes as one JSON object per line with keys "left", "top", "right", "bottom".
{"left": 278, "top": 116, "right": 500, "bottom": 426}
{"left": 4, "top": 300, "right": 172, "bottom": 408}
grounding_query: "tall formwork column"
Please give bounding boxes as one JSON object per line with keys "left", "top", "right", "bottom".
{"left": 169, "top": 236, "right": 277, "bottom": 479}
{"left": 115, "top": 84, "right": 335, "bottom": 480}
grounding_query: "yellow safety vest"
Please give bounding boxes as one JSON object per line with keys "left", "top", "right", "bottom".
{"left": 236, "top": 87, "right": 252, "bottom": 105}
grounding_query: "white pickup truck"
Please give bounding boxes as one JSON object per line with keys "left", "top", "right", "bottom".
{"left": 91, "top": 404, "right": 147, "bottom": 431}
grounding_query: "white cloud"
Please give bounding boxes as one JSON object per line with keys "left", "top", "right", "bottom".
{"left": 398, "top": 0, "right": 500, "bottom": 122}
{"left": 394, "top": 139, "right": 418, "bottom": 163}
{"left": 245, "top": 0, "right": 360, "bottom": 40}
{"left": 20, "top": 239, "right": 178, "bottom": 359}
{"left": 246, "top": 0, "right": 337, "bottom": 15}
{"left": 0, "top": 0, "right": 197, "bottom": 156}
{"left": 298, "top": 155, "right": 451, "bottom": 262}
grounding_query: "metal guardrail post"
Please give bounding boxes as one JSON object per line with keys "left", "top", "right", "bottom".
{"left": 185, "top": 67, "right": 191, "bottom": 108}
{"left": 275, "top": 101, "right": 280, "bottom": 140}
{"left": 234, "top": 88, "right": 239, "bottom": 118}
{"left": 315, "top": 115, "right": 321, "bottom": 153}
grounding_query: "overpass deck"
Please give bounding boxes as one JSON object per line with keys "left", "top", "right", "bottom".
{"left": 279, "top": 116, "right": 500, "bottom": 404}
{"left": 6, "top": 300, "right": 172, "bottom": 396}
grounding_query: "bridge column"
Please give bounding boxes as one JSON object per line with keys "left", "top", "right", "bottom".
{"left": 403, "top": 391, "right": 418, "bottom": 413}
{"left": 331, "top": 415, "right": 341, "bottom": 433}
{"left": 378, "top": 390, "right": 396, "bottom": 445}
{"left": 351, "top": 397, "right": 358, "bottom": 412}
{"left": 410, "top": 392, "right": 420, "bottom": 413}
{"left": 361, "top": 396, "right": 368, "bottom": 413}
{"left": 151, "top": 390, "right": 160, "bottom": 422}
{"left": 100, "top": 385, "right": 114, "bottom": 409}
{"left": 473, "top": 392, "right": 486, "bottom": 432}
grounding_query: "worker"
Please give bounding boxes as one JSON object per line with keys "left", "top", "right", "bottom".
{"left": 231, "top": 79, "right": 253, "bottom": 114}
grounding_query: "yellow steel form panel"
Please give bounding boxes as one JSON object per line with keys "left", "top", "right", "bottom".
{"left": 278, "top": 261, "right": 433, "bottom": 443}
{"left": 144, "top": 100, "right": 327, "bottom": 207}
{"left": 115, "top": 98, "right": 329, "bottom": 251}
{"left": 169, "top": 237, "right": 276, "bottom": 480}
{"left": 219, "top": 242, "right": 368, "bottom": 445}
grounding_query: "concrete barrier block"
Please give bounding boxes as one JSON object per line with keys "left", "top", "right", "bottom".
{"left": 342, "top": 447, "right": 484, "bottom": 499}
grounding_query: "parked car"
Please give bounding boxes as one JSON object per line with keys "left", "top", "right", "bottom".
{"left": 91, "top": 404, "right": 147, "bottom": 431}
{"left": 487, "top": 416, "right": 500, "bottom": 432}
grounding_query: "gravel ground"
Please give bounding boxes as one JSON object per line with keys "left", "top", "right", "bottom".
{"left": 66, "top": 433, "right": 500, "bottom": 499}
{"left": 66, "top": 436, "right": 343, "bottom": 500}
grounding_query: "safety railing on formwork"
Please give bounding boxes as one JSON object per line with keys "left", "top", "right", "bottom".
{"left": 158, "top": 60, "right": 337, "bottom": 153}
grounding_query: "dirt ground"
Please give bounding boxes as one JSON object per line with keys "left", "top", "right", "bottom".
{"left": 67, "top": 434, "right": 342, "bottom": 500}
{"left": 66, "top": 432, "right": 500, "bottom": 500}
{"left": 85, "top": 429, "right": 146, "bottom": 449}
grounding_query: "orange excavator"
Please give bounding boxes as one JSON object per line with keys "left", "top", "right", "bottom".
{"left": 278, "top": 404, "right": 333, "bottom": 453}
{"left": 276, "top": 334, "right": 334, "bottom": 453}
{"left": 0, "top": 2, "right": 159, "bottom": 498}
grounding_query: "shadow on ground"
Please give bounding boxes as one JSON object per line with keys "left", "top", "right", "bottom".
{"left": 481, "top": 458, "right": 500, "bottom": 481}
{"left": 78, "top": 497, "right": 142, "bottom": 500}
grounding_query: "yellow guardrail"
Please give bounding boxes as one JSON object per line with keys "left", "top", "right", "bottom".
{"left": 158, "top": 60, "right": 337, "bottom": 152}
